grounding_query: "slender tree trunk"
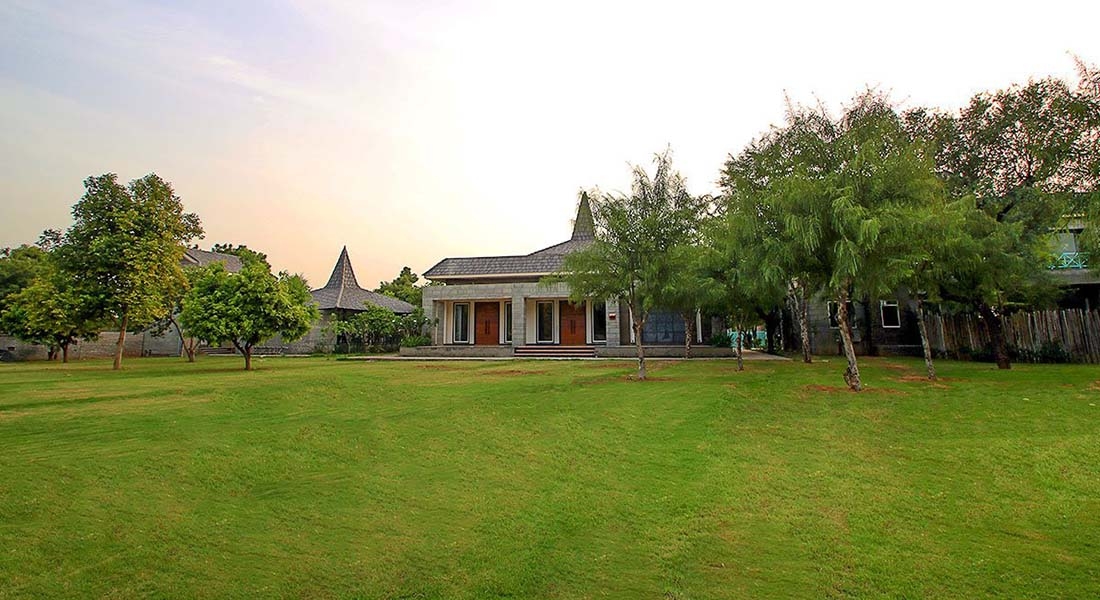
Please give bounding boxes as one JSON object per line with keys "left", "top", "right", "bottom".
{"left": 799, "top": 285, "right": 812, "bottom": 364}
{"left": 736, "top": 320, "right": 744, "bottom": 372}
{"left": 915, "top": 298, "right": 936, "bottom": 381}
{"left": 244, "top": 344, "right": 253, "bottom": 371}
{"left": 114, "top": 313, "right": 128, "bottom": 370}
{"left": 633, "top": 319, "right": 647, "bottom": 381}
{"left": 683, "top": 313, "right": 694, "bottom": 359}
{"left": 47, "top": 346, "right": 57, "bottom": 361}
{"left": 184, "top": 340, "right": 197, "bottom": 363}
{"left": 169, "top": 315, "right": 189, "bottom": 361}
{"left": 980, "top": 303, "right": 1011, "bottom": 370}
{"left": 61, "top": 342, "right": 70, "bottom": 364}
{"left": 836, "top": 287, "right": 862, "bottom": 391}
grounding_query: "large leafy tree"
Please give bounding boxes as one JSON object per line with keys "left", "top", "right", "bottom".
{"left": 728, "top": 93, "right": 940, "bottom": 391}
{"left": 0, "top": 244, "right": 49, "bottom": 317}
{"left": 179, "top": 261, "right": 319, "bottom": 370}
{"left": 559, "top": 152, "right": 702, "bottom": 380}
{"left": 1, "top": 264, "right": 99, "bottom": 363}
{"left": 376, "top": 266, "right": 424, "bottom": 307}
{"left": 700, "top": 218, "right": 788, "bottom": 370}
{"left": 721, "top": 110, "right": 831, "bottom": 364}
{"left": 905, "top": 68, "right": 1100, "bottom": 368}
{"left": 57, "top": 173, "right": 203, "bottom": 370}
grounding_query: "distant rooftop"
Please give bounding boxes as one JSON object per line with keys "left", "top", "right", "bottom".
{"left": 424, "top": 194, "right": 595, "bottom": 280}
{"left": 182, "top": 248, "right": 243, "bottom": 273}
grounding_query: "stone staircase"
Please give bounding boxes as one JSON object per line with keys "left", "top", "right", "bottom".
{"left": 513, "top": 345, "right": 596, "bottom": 358}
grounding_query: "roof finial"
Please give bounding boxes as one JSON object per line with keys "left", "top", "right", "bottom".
{"left": 324, "top": 246, "right": 360, "bottom": 290}
{"left": 571, "top": 192, "right": 595, "bottom": 241}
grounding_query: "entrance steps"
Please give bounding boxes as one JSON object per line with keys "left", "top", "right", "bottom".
{"left": 513, "top": 345, "right": 596, "bottom": 358}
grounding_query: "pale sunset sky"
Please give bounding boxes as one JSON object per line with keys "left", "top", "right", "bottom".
{"left": 2, "top": 0, "right": 1098, "bottom": 288}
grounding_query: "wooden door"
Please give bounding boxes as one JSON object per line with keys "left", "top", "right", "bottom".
{"left": 560, "top": 301, "right": 587, "bottom": 346}
{"left": 474, "top": 302, "right": 500, "bottom": 345}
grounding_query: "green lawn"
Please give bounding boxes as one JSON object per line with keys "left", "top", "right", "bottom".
{"left": 1, "top": 356, "right": 1098, "bottom": 599}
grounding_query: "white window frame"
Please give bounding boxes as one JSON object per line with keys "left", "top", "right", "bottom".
{"left": 453, "top": 302, "right": 472, "bottom": 344}
{"left": 588, "top": 299, "right": 608, "bottom": 344}
{"left": 880, "top": 300, "right": 901, "bottom": 329}
{"left": 536, "top": 301, "right": 555, "bottom": 344}
{"left": 503, "top": 301, "right": 512, "bottom": 344}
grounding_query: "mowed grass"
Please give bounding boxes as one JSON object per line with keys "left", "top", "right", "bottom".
{"left": 1, "top": 356, "right": 1098, "bottom": 599}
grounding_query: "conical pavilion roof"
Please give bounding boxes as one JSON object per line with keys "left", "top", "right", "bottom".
{"left": 311, "top": 246, "right": 415, "bottom": 313}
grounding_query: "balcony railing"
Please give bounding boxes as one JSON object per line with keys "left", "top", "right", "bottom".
{"left": 1051, "top": 251, "right": 1090, "bottom": 270}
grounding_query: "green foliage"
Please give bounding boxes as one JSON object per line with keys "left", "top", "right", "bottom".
{"left": 707, "top": 329, "right": 733, "bottom": 348}
{"left": 558, "top": 151, "right": 704, "bottom": 378}
{"left": 376, "top": 266, "right": 423, "bottom": 307}
{"left": 209, "top": 243, "right": 269, "bottom": 267}
{"left": 0, "top": 244, "right": 49, "bottom": 318}
{"left": 0, "top": 259, "right": 99, "bottom": 361}
{"left": 179, "top": 262, "right": 319, "bottom": 369}
{"left": 399, "top": 334, "right": 432, "bottom": 348}
{"left": 722, "top": 92, "right": 941, "bottom": 388}
{"left": 56, "top": 173, "right": 203, "bottom": 369}
{"left": 330, "top": 306, "right": 432, "bottom": 353}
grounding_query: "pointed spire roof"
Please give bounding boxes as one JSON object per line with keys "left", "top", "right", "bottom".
{"left": 324, "top": 245, "right": 360, "bottom": 290}
{"left": 311, "top": 247, "right": 415, "bottom": 313}
{"left": 571, "top": 192, "right": 595, "bottom": 241}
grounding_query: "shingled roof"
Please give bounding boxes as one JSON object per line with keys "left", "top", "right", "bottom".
{"left": 312, "top": 247, "right": 415, "bottom": 313}
{"left": 182, "top": 248, "right": 243, "bottom": 273}
{"left": 424, "top": 194, "right": 595, "bottom": 280}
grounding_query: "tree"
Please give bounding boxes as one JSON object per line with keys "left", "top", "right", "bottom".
{"left": 56, "top": 173, "right": 203, "bottom": 370}
{"left": 210, "top": 243, "right": 270, "bottom": 267}
{"left": 179, "top": 262, "right": 319, "bottom": 370}
{"left": 0, "top": 244, "right": 49, "bottom": 317}
{"left": 906, "top": 68, "right": 1100, "bottom": 368}
{"left": 376, "top": 266, "right": 423, "bottom": 307}
{"left": 729, "top": 93, "right": 940, "bottom": 391}
{"left": 1, "top": 263, "right": 99, "bottom": 362}
{"left": 655, "top": 244, "right": 712, "bottom": 358}
{"left": 721, "top": 110, "right": 831, "bottom": 364}
{"left": 147, "top": 266, "right": 203, "bottom": 362}
{"left": 559, "top": 152, "right": 702, "bottom": 380}
{"left": 700, "top": 218, "right": 788, "bottom": 370}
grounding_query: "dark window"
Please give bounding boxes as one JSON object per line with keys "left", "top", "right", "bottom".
{"left": 880, "top": 300, "right": 901, "bottom": 328}
{"left": 642, "top": 309, "right": 685, "bottom": 344}
{"left": 592, "top": 300, "right": 607, "bottom": 342}
{"left": 453, "top": 303, "right": 470, "bottom": 343}
{"left": 537, "top": 301, "right": 554, "bottom": 343}
{"left": 827, "top": 301, "right": 855, "bottom": 329}
{"left": 504, "top": 302, "right": 512, "bottom": 343}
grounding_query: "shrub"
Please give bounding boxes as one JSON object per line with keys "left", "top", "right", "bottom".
{"left": 400, "top": 334, "right": 431, "bottom": 348}
{"left": 708, "top": 330, "right": 733, "bottom": 348}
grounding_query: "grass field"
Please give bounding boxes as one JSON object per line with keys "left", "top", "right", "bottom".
{"left": 1, "top": 356, "right": 1098, "bottom": 599}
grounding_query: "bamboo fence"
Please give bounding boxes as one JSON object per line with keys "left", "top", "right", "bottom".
{"left": 924, "top": 308, "right": 1100, "bottom": 364}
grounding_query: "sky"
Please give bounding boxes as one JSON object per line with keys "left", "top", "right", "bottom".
{"left": 1, "top": 0, "right": 1098, "bottom": 288}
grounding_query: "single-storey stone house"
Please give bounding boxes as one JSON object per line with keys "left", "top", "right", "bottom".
{"left": 414, "top": 197, "right": 722, "bottom": 358}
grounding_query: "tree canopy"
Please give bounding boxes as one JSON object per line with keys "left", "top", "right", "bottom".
{"left": 723, "top": 92, "right": 942, "bottom": 390}
{"left": 57, "top": 173, "right": 203, "bottom": 369}
{"left": 376, "top": 266, "right": 424, "bottom": 307}
{"left": 558, "top": 151, "right": 703, "bottom": 380}
{"left": 179, "top": 261, "right": 319, "bottom": 370}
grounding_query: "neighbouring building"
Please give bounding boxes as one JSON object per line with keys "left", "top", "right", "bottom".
{"left": 1, "top": 247, "right": 243, "bottom": 361}
{"left": 271, "top": 246, "right": 416, "bottom": 354}
{"left": 801, "top": 221, "right": 1097, "bottom": 358}
{"left": 414, "top": 196, "right": 724, "bottom": 358}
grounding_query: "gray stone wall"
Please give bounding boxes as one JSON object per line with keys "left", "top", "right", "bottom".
{"left": 423, "top": 282, "right": 608, "bottom": 347}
